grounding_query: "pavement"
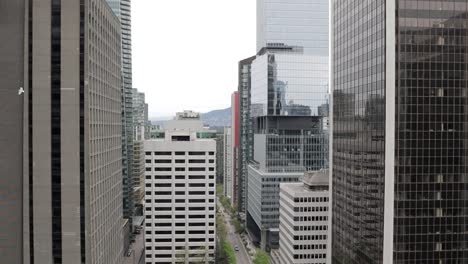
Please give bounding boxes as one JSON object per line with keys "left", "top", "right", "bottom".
{"left": 123, "top": 228, "right": 145, "bottom": 264}
{"left": 220, "top": 206, "right": 253, "bottom": 264}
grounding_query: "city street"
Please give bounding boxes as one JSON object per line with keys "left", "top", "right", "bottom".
{"left": 219, "top": 204, "right": 252, "bottom": 264}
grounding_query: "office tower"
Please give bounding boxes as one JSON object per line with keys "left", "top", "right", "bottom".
{"left": 331, "top": 1, "right": 468, "bottom": 263}
{"left": 144, "top": 111, "right": 216, "bottom": 264}
{"left": 0, "top": 1, "right": 25, "bottom": 262}
{"left": 256, "top": 0, "right": 328, "bottom": 55}
{"left": 238, "top": 56, "right": 256, "bottom": 217}
{"left": 132, "top": 89, "right": 147, "bottom": 217}
{"left": 223, "top": 127, "right": 233, "bottom": 200}
{"left": 0, "top": 0, "right": 124, "bottom": 263}
{"left": 231, "top": 92, "right": 240, "bottom": 206}
{"left": 107, "top": 0, "right": 135, "bottom": 227}
{"left": 133, "top": 88, "right": 147, "bottom": 139}
{"left": 271, "top": 170, "right": 330, "bottom": 264}
{"left": 215, "top": 132, "right": 225, "bottom": 185}
{"left": 246, "top": 0, "right": 329, "bottom": 251}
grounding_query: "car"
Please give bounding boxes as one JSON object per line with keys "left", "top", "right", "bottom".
{"left": 234, "top": 245, "right": 239, "bottom": 251}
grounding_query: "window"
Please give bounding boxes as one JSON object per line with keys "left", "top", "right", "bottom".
{"left": 155, "top": 167, "right": 171, "bottom": 171}
{"left": 189, "top": 167, "right": 205, "bottom": 171}
{"left": 154, "top": 151, "right": 171, "bottom": 155}
{"left": 189, "top": 151, "right": 205, "bottom": 155}
{"left": 189, "top": 159, "right": 205, "bottom": 163}
{"left": 154, "top": 159, "right": 171, "bottom": 163}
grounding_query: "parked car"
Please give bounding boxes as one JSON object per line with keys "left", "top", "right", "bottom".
{"left": 234, "top": 245, "right": 239, "bottom": 251}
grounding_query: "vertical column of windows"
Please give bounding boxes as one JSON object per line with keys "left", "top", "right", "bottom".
{"left": 51, "top": 0, "right": 62, "bottom": 262}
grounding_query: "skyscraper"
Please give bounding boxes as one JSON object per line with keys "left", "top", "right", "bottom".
{"left": 107, "top": 0, "right": 135, "bottom": 226}
{"left": 0, "top": 1, "right": 26, "bottom": 262}
{"left": 331, "top": 1, "right": 468, "bottom": 263}
{"left": 144, "top": 111, "right": 216, "bottom": 264}
{"left": 231, "top": 91, "right": 240, "bottom": 206}
{"left": 0, "top": 0, "right": 124, "bottom": 263}
{"left": 237, "top": 56, "right": 256, "bottom": 217}
{"left": 246, "top": 0, "right": 329, "bottom": 251}
{"left": 256, "top": 0, "right": 328, "bottom": 55}
{"left": 223, "top": 127, "right": 233, "bottom": 200}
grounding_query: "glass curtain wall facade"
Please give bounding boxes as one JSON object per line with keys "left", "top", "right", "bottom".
{"left": 238, "top": 56, "right": 256, "bottom": 215}
{"left": 107, "top": 0, "right": 134, "bottom": 222}
{"left": 332, "top": 1, "right": 468, "bottom": 263}
{"left": 247, "top": 0, "right": 329, "bottom": 251}
{"left": 332, "top": 1, "right": 386, "bottom": 263}
{"left": 257, "top": 0, "right": 328, "bottom": 55}
{"left": 394, "top": 1, "right": 468, "bottom": 262}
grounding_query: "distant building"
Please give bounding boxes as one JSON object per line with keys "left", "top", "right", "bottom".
{"left": 215, "top": 133, "right": 225, "bottom": 185}
{"left": 237, "top": 56, "right": 256, "bottom": 216}
{"left": 231, "top": 92, "right": 240, "bottom": 206}
{"left": 223, "top": 127, "right": 233, "bottom": 200}
{"left": 107, "top": 1, "right": 135, "bottom": 250}
{"left": 272, "top": 170, "right": 330, "bottom": 264}
{"left": 144, "top": 111, "right": 216, "bottom": 264}
{"left": 246, "top": 0, "right": 330, "bottom": 251}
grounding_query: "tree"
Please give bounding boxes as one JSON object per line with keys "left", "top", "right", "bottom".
{"left": 254, "top": 250, "right": 270, "bottom": 264}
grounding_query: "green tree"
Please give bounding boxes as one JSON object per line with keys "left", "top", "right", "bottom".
{"left": 254, "top": 250, "right": 270, "bottom": 264}
{"left": 232, "top": 218, "right": 245, "bottom": 234}
{"left": 223, "top": 241, "right": 237, "bottom": 264}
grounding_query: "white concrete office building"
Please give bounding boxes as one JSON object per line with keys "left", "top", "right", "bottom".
{"left": 275, "top": 170, "right": 330, "bottom": 264}
{"left": 144, "top": 111, "right": 216, "bottom": 264}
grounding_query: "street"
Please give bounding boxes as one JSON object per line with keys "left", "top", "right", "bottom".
{"left": 220, "top": 205, "right": 252, "bottom": 264}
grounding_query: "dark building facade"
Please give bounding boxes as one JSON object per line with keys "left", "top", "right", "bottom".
{"left": 237, "top": 56, "right": 256, "bottom": 215}
{"left": 0, "top": 1, "right": 25, "bottom": 263}
{"left": 0, "top": 0, "right": 124, "bottom": 263}
{"left": 107, "top": 0, "right": 135, "bottom": 225}
{"left": 332, "top": 1, "right": 468, "bottom": 263}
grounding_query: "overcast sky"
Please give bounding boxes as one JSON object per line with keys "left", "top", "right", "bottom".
{"left": 132, "top": 0, "right": 256, "bottom": 119}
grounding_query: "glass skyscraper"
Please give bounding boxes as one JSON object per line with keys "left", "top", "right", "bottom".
{"left": 257, "top": 0, "right": 328, "bottom": 55}
{"left": 246, "top": 0, "right": 329, "bottom": 251}
{"left": 107, "top": 0, "right": 135, "bottom": 245}
{"left": 332, "top": 1, "right": 468, "bottom": 263}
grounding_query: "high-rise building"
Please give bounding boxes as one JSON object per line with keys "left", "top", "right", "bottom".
{"left": 144, "top": 111, "right": 216, "bottom": 264}
{"left": 231, "top": 92, "right": 240, "bottom": 206}
{"left": 133, "top": 88, "right": 147, "bottom": 139}
{"left": 237, "top": 56, "right": 256, "bottom": 217}
{"left": 223, "top": 127, "right": 233, "bottom": 200}
{"left": 0, "top": 1, "right": 26, "bottom": 262}
{"left": 132, "top": 89, "right": 147, "bottom": 216}
{"left": 215, "top": 132, "right": 225, "bottom": 185}
{"left": 256, "top": 0, "right": 328, "bottom": 55}
{"left": 107, "top": 0, "right": 135, "bottom": 227}
{"left": 272, "top": 170, "right": 330, "bottom": 264}
{"left": 0, "top": 0, "right": 124, "bottom": 263}
{"left": 246, "top": 0, "right": 329, "bottom": 251}
{"left": 331, "top": 1, "right": 468, "bottom": 263}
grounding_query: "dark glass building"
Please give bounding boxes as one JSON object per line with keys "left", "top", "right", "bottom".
{"left": 332, "top": 1, "right": 468, "bottom": 263}
{"left": 246, "top": 0, "right": 330, "bottom": 251}
{"left": 237, "top": 55, "right": 256, "bottom": 216}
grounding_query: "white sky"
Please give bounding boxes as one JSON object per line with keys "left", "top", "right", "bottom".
{"left": 132, "top": 0, "right": 256, "bottom": 118}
